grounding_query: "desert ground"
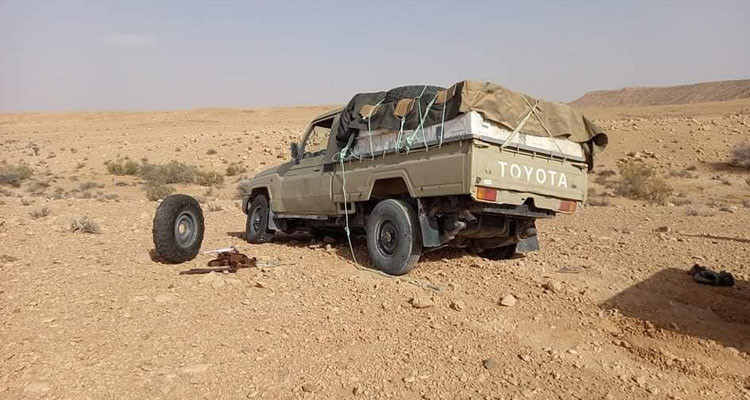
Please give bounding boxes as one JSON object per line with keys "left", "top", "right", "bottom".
{"left": 1, "top": 98, "right": 749, "bottom": 399}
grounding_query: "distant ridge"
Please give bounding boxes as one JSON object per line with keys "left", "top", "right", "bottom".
{"left": 569, "top": 79, "right": 750, "bottom": 108}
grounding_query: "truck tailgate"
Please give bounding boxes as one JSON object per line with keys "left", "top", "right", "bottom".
{"left": 471, "top": 143, "right": 588, "bottom": 205}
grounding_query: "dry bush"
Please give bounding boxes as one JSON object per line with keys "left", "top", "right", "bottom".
{"left": 207, "top": 203, "right": 224, "bottom": 212}
{"left": 671, "top": 197, "right": 694, "bottom": 206}
{"left": 587, "top": 197, "right": 611, "bottom": 207}
{"left": 236, "top": 179, "right": 253, "bottom": 199}
{"left": 106, "top": 158, "right": 139, "bottom": 175}
{"left": 0, "top": 164, "right": 33, "bottom": 187}
{"left": 79, "top": 181, "right": 98, "bottom": 191}
{"left": 729, "top": 142, "right": 750, "bottom": 169}
{"left": 196, "top": 170, "right": 224, "bottom": 186}
{"left": 25, "top": 180, "right": 50, "bottom": 193}
{"left": 21, "top": 197, "right": 34, "bottom": 206}
{"left": 0, "top": 187, "right": 13, "bottom": 196}
{"left": 139, "top": 161, "right": 197, "bottom": 185}
{"left": 616, "top": 160, "right": 673, "bottom": 204}
{"left": 145, "top": 184, "right": 175, "bottom": 201}
{"left": 30, "top": 206, "right": 51, "bottom": 219}
{"left": 71, "top": 216, "right": 101, "bottom": 234}
{"left": 669, "top": 169, "right": 695, "bottom": 179}
{"left": 225, "top": 163, "right": 247, "bottom": 177}
{"left": 593, "top": 169, "right": 616, "bottom": 185}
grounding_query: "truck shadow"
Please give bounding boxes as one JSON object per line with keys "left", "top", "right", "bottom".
{"left": 602, "top": 268, "right": 750, "bottom": 352}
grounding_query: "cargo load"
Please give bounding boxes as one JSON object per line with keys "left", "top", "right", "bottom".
{"left": 337, "top": 80, "right": 608, "bottom": 167}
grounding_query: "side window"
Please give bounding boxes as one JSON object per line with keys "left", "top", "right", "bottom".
{"left": 301, "top": 118, "right": 333, "bottom": 158}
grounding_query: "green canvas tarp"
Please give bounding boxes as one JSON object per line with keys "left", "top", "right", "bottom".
{"left": 336, "top": 80, "right": 608, "bottom": 167}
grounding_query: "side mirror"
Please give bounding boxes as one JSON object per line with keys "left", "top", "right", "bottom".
{"left": 290, "top": 142, "right": 300, "bottom": 164}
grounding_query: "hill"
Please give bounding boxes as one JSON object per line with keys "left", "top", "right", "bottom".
{"left": 570, "top": 79, "right": 750, "bottom": 108}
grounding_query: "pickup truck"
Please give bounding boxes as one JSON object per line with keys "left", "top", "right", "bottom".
{"left": 241, "top": 83, "right": 605, "bottom": 275}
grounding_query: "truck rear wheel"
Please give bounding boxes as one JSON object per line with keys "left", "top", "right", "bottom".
{"left": 246, "top": 195, "right": 274, "bottom": 244}
{"left": 152, "top": 194, "right": 204, "bottom": 263}
{"left": 366, "top": 199, "right": 422, "bottom": 275}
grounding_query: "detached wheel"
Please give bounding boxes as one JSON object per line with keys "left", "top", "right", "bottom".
{"left": 366, "top": 199, "right": 422, "bottom": 275}
{"left": 246, "top": 195, "right": 274, "bottom": 243}
{"left": 152, "top": 194, "right": 204, "bottom": 263}
{"left": 480, "top": 244, "right": 517, "bottom": 260}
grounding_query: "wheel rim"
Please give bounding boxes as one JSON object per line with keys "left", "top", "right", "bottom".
{"left": 250, "top": 205, "right": 263, "bottom": 233}
{"left": 174, "top": 211, "right": 197, "bottom": 248}
{"left": 377, "top": 220, "right": 398, "bottom": 256}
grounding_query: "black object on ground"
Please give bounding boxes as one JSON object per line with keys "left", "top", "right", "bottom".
{"left": 152, "top": 194, "right": 205, "bottom": 263}
{"left": 688, "top": 264, "right": 735, "bottom": 287}
{"left": 180, "top": 248, "right": 256, "bottom": 275}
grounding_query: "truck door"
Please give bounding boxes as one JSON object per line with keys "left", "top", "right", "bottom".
{"left": 277, "top": 117, "right": 337, "bottom": 215}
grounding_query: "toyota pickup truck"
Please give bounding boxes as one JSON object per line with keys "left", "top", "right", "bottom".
{"left": 241, "top": 82, "right": 607, "bottom": 275}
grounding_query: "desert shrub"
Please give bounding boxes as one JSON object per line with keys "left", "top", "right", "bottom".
{"left": 236, "top": 179, "right": 253, "bottom": 199}
{"left": 25, "top": 180, "right": 50, "bottom": 193}
{"left": 0, "top": 164, "right": 33, "bottom": 187}
{"left": 144, "top": 184, "right": 175, "bottom": 201}
{"left": 71, "top": 216, "right": 101, "bottom": 234}
{"left": 671, "top": 197, "right": 694, "bottom": 206}
{"left": 138, "top": 161, "right": 197, "bottom": 185}
{"left": 616, "top": 160, "right": 673, "bottom": 204}
{"left": 225, "top": 163, "right": 247, "bottom": 176}
{"left": 207, "top": 203, "right": 224, "bottom": 212}
{"left": 0, "top": 187, "right": 13, "bottom": 196}
{"left": 30, "top": 206, "right": 51, "bottom": 219}
{"left": 196, "top": 170, "right": 224, "bottom": 186}
{"left": 79, "top": 181, "right": 98, "bottom": 191}
{"left": 20, "top": 197, "right": 33, "bottom": 206}
{"left": 587, "top": 197, "right": 611, "bottom": 207}
{"left": 729, "top": 142, "right": 750, "bottom": 169}
{"left": 106, "top": 158, "right": 139, "bottom": 175}
{"left": 669, "top": 169, "right": 695, "bottom": 179}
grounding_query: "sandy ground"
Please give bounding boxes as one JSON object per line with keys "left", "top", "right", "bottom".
{"left": 1, "top": 100, "right": 749, "bottom": 399}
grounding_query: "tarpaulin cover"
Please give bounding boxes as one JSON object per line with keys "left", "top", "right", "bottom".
{"left": 336, "top": 80, "right": 608, "bottom": 166}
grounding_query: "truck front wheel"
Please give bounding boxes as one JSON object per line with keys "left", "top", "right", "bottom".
{"left": 246, "top": 195, "right": 274, "bottom": 244}
{"left": 366, "top": 199, "right": 422, "bottom": 275}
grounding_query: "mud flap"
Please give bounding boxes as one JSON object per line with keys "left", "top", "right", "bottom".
{"left": 417, "top": 200, "right": 441, "bottom": 247}
{"left": 516, "top": 235, "right": 539, "bottom": 253}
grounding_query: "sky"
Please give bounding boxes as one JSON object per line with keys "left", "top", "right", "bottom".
{"left": 1, "top": 0, "right": 749, "bottom": 112}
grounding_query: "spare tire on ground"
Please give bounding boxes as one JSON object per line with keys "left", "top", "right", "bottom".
{"left": 152, "top": 194, "right": 204, "bottom": 263}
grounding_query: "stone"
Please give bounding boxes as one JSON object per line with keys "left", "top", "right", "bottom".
{"left": 254, "top": 281, "right": 268, "bottom": 289}
{"left": 542, "top": 281, "right": 563, "bottom": 293}
{"left": 655, "top": 226, "right": 671, "bottom": 233}
{"left": 482, "top": 358, "right": 496, "bottom": 369}
{"left": 449, "top": 299, "right": 465, "bottom": 311}
{"left": 301, "top": 383, "right": 317, "bottom": 393}
{"left": 500, "top": 294, "right": 517, "bottom": 307}
{"left": 409, "top": 296, "right": 434, "bottom": 309}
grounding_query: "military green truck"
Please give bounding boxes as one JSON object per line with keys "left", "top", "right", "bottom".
{"left": 241, "top": 81, "right": 607, "bottom": 275}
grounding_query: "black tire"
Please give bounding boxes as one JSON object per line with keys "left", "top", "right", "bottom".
{"left": 246, "top": 195, "right": 274, "bottom": 244}
{"left": 152, "top": 194, "right": 204, "bottom": 263}
{"left": 384, "top": 85, "right": 445, "bottom": 102}
{"left": 366, "top": 199, "right": 422, "bottom": 275}
{"left": 480, "top": 244, "right": 517, "bottom": 261}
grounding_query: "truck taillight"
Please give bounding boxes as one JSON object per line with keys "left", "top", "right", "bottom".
{"left": 476, "top": 186, "right": 498, "bottom": 202}
{"left": 558, "top": 200, "right": 577, "bottom": 212}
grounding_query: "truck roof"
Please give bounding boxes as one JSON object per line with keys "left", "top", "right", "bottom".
{"left": 312, "top": 107, "right": 343, "bottom": 122}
